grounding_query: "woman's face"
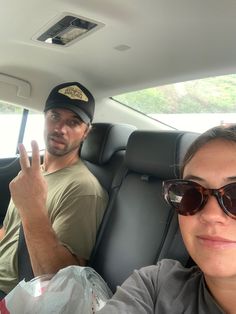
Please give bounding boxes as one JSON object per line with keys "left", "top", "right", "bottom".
{"left": 179, "top": 139, "right": 236, "bottom": 279}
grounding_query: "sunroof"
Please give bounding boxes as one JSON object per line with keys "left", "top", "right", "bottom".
{"left": 35, "top": 14, "right": 104, "bottom": 46}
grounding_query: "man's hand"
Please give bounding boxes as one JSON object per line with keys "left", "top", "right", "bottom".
{"left": 0, "top": 227, "right": 5, "bottom": 241}
{"left": 9, "top": 141, "right": 83, "bottom": 275}
{"left": 9, "top": 140, "right": 48, "bottom": 218}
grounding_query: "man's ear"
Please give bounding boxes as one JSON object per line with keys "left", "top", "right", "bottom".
{"left": 82, "top": 123, "right": 92, "bottom": 141}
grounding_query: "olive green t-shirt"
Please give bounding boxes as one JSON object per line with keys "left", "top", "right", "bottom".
{"left": 0, "top": 159, "right": 108, "bottom": 294}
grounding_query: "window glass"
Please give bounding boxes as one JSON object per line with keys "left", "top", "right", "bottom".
{"left": 0, "top": 102, "right": 45, "bottom": 157}
{"left": 23, "top": 111, "right": 45, "bottom": 152}
{"left": 0, "top": 102, "right": 23, "bottom": 157}
{"left": 113, "top": 74, "right": 236, "bottom": 132}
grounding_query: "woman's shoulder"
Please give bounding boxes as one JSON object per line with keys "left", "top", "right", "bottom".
{"left": 135, "top": 260, "right": 207, "bottom": 313}
{"left": 124, "top": 259, "right": 202, "bottom": 299}
{"left": 139, "top": 258, "right": 200, "bottom": 280}
{"left": 136, "top": 258, "right": 202, "bottom": 297}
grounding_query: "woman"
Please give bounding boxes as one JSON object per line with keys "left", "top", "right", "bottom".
{"left": 98, "top": 124, "right": 236, "bottom": 314}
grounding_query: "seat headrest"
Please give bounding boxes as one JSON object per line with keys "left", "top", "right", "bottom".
{"left": 125, "top": 130, "right": 199, "bottom": 179}
{"left": 81, "top": 123, "right": 136, "bottom": 165}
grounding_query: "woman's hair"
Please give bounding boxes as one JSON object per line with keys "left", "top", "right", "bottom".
{"left": 180, "top": 123, "right": 236, "bottom": 178}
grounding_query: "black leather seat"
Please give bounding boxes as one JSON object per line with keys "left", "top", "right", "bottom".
{"left": 89, "top": 129, "right": 199, "bottom": 292}
{"left": 80, "top": 123, "right": 137, "bottom": 192}
{"left": 17, "top": 122, "right": 136, "bottom": 282}
{"left": 0, "top": 158, "right": 21, "bottom": 225}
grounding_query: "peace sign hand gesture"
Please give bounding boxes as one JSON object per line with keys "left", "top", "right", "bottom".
{"left": 9, "top": 140, "right": 48, "bottom": 220}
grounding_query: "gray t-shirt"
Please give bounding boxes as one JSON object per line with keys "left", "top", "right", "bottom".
{"left": 98, "top": 259, "right": 224, "bottom": 314}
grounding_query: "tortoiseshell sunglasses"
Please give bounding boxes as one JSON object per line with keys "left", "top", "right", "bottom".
{"left": 163, "top": 179, "right": 236, "bottom": 219}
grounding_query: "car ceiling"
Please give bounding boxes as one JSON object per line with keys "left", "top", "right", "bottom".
{"left": 0, "top": 0, "right": 236, "bottom": 112}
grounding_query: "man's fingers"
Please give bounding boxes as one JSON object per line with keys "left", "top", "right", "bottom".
{"left": 18, "top": 141, "right": 41, "bottom": 172}
{"left": 31, "top": 140, "right": 41, "bottom": 170}
{"left": 18, "top": 143, "right": 30, "bottom": 171}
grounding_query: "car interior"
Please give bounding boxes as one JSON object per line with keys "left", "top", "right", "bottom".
{"left": 0, "top": 0, "right": 235, "bottom": 296}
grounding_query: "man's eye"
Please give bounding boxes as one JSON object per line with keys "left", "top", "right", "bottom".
{"left": 67, "top": 120, "right": 81, "bottom": 127}
{"left": 50, "top": 113, "right": 59, "bottom": 121}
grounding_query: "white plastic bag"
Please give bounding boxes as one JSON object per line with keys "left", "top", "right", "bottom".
{"left": 0, "top": 266, "right": 112, "bottom": 314}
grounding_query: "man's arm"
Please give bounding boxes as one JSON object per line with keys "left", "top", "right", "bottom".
{"left": 9, "top": 141, "right": 86, "bottom": 277}
{"left": 0, "top": 227, "right": 5, "bottom": 241}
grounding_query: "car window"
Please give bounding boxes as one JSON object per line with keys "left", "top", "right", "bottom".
{"left": 113, "top": 74, "right": 236, "bottom": 133}
{"left": 0, "top": 102, "right": 44, "bottom": 157}
{"left": 23, "top": 112, "right": 45, "bottom": 153}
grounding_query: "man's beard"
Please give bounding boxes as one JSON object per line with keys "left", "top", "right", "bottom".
{"left": 45, "top": 133, "right": 80, "bottom": 157}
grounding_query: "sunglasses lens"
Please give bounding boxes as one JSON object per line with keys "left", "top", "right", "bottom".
{"left": 167, "top": 182, "right": 204, "bottom": 215}
{"left": 222, "top": 184, "right": 236, "bottom": 217}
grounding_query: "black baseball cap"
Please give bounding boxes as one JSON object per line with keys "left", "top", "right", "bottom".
{"left": 44, "top": 82, "right": 95, "bottom": 124}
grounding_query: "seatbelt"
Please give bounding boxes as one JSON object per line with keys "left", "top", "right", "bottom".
{"left": 17, "top": 224, "right": 34, "bottom": 281}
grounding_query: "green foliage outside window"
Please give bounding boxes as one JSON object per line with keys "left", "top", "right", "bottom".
{"left": 114, "top": 75, "right": 236, "bottom": 114}
{"left": 0, "top": 102, "right": 22, "bottom": 113}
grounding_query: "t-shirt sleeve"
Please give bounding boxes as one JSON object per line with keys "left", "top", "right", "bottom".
{"left": 98, "top": 264, "right": 161, "bottom": 314}
{"left": 51, "top": 186, "right": 108, "bottom": 261}
{"left": 2, "top": 199, "right": 15, "bottom": 229}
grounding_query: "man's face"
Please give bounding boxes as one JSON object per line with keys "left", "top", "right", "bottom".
{"left": 44, "top": 108, "right": 89, "bottom": 157}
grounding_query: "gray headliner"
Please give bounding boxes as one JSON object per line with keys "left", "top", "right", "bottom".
{"left": 0, "top": 0, "right": 235, "bottom": 112}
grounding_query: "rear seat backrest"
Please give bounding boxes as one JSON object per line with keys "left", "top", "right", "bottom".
{"left": 81, "top": 123, "right": 137, "bottom": 192}
{"left": 89, "top": 130, "right": 199, "bottom": 292}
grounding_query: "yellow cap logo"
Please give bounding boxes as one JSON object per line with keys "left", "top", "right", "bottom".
{"left": 58, "top": 85, "right": 88, "bottom": 102}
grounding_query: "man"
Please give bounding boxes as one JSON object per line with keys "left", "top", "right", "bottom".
{"left": 0, "top": 82, "right": 108, "bottom": 295}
